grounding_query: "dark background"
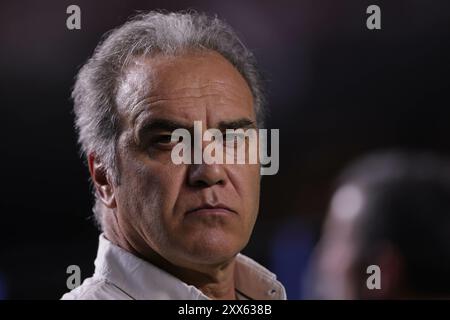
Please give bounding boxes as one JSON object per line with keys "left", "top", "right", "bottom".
{"left": 1, "top": 0, "right": 449, "bottom": 299}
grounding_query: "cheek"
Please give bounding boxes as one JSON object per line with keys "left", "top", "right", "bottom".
{"left": 230, "top": 164, "right": 260, "bottom": 214}
{"left": 116, "top": 167, "right": 160, "bottom": 225}
{"left": 117, "top": 158, "right": 186, "bottom": 225}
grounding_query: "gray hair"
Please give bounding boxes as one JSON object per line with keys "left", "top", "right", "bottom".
{"left": 72, "top": 11, "right": 267, "bottom": 228}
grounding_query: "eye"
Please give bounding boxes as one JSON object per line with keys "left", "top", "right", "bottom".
{"left": 149, "top": 134, "right": 179, "bottom": 149}
{"left": 154, "top": 134, "right": 172, "bottom": 144}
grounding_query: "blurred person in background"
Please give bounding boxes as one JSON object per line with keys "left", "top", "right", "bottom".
{"left": 306, "top": 151, "right": 450, "bottom": 299}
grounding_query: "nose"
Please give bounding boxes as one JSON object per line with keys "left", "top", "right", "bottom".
{"left": 188, "top": 163, "right": 227, "bottom": 188}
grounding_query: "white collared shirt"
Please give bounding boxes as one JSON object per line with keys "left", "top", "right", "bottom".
{"left": 61, "top": 234, "right": 286, "bottom": 300}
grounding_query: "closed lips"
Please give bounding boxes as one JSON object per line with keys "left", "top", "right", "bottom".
{"left": 186, "top": 204, "right": 237, "bottom": 215}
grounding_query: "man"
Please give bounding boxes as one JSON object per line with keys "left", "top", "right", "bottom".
{"left": 307, "top": 151, "right": 450, "bottom": 299}
{"left": 62, "top": 11, "right": 286, "bottom": 300}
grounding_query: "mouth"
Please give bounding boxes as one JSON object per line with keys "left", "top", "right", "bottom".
{"left": 185, "top": 204, "right": 237, "bottom": 216}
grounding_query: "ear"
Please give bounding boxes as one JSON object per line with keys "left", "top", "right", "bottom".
{"left": 88, "top": 153, "right": 117, "bottom": 208}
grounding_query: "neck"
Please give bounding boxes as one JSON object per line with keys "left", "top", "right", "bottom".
{"left": 104, "top": 218, "right": 237, "bottom": 300}
{"left": 163, "top": 258, "right": 237, "bottom": 300}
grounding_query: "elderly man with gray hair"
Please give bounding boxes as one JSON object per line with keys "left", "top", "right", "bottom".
{"left": 61, "top": 11, "right": 286, "bottom": 300}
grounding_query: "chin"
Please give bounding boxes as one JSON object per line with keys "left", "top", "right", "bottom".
{"left": 181, "top": 233, "right": 247, "bottom": 265}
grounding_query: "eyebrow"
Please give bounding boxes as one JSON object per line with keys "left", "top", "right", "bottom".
{"left": 217, "top": 118, "right": 257, "bottom": 131}
{"left": 138, "top": 118, "right": 256, "bottom": 132}
{"left": 138, "top": 118, "right": 193, "bottom": 133}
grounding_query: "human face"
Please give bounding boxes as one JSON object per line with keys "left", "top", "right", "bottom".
{"left": 112, "top": 51, "right": 261, "bottom": 268}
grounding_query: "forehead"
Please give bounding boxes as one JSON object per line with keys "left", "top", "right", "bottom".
{"left": 116, "top": 50, "right": 255, "bottom": 126}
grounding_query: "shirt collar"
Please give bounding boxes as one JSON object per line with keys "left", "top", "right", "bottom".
{"left": 93, "top": 234, "right": 286, "bottom": 300}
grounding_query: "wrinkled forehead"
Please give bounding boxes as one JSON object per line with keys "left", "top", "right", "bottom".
{"left": 115, "top": 50, "right": 254, "bottom": 121}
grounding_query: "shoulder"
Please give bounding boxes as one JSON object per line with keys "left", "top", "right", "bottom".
{"left": 235, "top": 254, "right": 287, "bottom": 300}
{"left": 61, "top": 277, "right": 132, "bottom": 300}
